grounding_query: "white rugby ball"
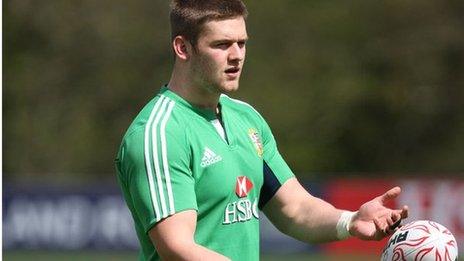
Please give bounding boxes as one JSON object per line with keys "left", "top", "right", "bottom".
{"left": 381, "top": 220, "right": 458, "bottom": 261}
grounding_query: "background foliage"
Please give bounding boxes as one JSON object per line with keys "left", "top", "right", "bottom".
{"left": 4, "top": 0, "right": 464, "bottom": 183}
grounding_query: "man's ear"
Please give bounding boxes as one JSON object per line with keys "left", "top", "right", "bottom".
{"left": 172, "top": 36, "right": 192, "bottom": 61}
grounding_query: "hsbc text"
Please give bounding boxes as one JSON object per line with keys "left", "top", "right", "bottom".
{"left": 223, "top": 198, "right": 259, "bottom": 225}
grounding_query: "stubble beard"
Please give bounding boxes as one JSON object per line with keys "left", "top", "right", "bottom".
{"left": 191, "top": 53, "right": 239, "bottom": 95}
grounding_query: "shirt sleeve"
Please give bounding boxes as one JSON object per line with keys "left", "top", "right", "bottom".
{"left": 117, "top": 126, "right": 197, "bottom": 233}
{"left": 258, "top": 116, "right": 295, "bottom": 209}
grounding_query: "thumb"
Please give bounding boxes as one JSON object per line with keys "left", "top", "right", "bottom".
{"left": 378, "top": 186, "right": 401, "bottom": 204}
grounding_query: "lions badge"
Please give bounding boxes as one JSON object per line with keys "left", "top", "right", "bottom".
{"left": 248, "top": 128, "right": 263, "bottom": 157}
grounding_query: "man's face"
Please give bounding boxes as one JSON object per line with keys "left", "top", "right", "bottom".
{"left": 190, "top": 17, "right": 248, "bottom": 94}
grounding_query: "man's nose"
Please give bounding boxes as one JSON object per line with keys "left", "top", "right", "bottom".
{"left": 228, "top": 43, "right": 245, "bottom": 62}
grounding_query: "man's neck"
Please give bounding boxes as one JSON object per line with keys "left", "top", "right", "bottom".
{"left": 168, "top": 72, "right": 220, "bottom": 112}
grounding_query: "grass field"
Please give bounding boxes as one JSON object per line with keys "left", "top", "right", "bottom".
{"left": 3, "top": 251, "right": 378, "bottom": 261}
{"left": 4, "top": 251, "right": 462, "bottom": 260}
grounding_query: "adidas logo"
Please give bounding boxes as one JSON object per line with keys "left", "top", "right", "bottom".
{"left": 200, "top": 147, "right": 222, "bottom": 168}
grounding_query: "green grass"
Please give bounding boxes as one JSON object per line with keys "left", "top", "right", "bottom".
{"left": 3, "top": 251, "right": 376, "bottom": 261}
{"left": 4, "top": 251, "right": 462, "bottom": 261}
{"left": 3, "top": 251, "right": 137, "bottom": 261}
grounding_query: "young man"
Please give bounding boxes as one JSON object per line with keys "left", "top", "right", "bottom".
{"left": 115, "top": 1, "right": 409, "bottom": 260}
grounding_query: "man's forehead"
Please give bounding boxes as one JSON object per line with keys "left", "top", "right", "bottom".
{"left": 201, "top": 17, "right": 248, "bottom": 40}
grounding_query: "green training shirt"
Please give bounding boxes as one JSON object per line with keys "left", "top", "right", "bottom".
{"left": 115, "top": 86, "right": 294, "bottom": 261}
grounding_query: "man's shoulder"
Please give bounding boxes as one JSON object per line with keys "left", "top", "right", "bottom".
{"left": 220, "top": 94, "right": 262, "bottom": 119}
{"left": 122, "top": 95, "right": 188, "bottom": 145}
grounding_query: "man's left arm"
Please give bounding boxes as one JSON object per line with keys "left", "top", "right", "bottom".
{"left": 262, "top": 177, "right": 409, "bottom": 243}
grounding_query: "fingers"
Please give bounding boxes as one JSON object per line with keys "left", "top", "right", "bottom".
{"left": 389, "top": 205, "right": 408, "bottom": 224}
{"left": 385, "top": 208, "right": 406, "bottom": 229}
{"left": 373, "top": 217, "right": 384, "bottom": 234}
{"left": 375, "top": 211, "right": 403, "bottom": 239}
{"left": 374, "top": 217, "right": 391, "bottom": 240}
{"left": 386, "top": 212, "right": 397, "bottom": 227}
{"left": 400, "top": 205, "right": 409, "bottom": 219}
{"left": 378, "top": 186, "right": 401, "bottom": 204}
{"left": 388, "top": 212, "right": 402, "bottom": 231}
{"left": 389, "top": 206, "right": 408, "bottom": 222}
{"left": 391, "top": 211, "right": 401, "bottom": 223}
{"left": 374, "top": 217, "right": 382, "bottom": 230}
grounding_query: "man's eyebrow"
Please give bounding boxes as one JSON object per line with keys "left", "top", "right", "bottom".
{"left": 238, "top": 35, "right": 249, "bottom": 41}
{"left": 211, "top": 37, "right": 248, "bottom": 44}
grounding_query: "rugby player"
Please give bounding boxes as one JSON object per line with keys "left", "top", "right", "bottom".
{"left": 115, "top": 1, "right": 409, "bottom": 260}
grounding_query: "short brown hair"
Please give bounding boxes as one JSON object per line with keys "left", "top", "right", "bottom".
{"left": 170, "top": 0, "right": 248, "bottom": 45}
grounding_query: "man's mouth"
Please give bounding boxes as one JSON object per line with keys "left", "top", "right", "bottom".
{"left": 225, "top": 67, "right": 240, "bottom": 74}
{"left": 225, "top": 68, "right": 240, "bottom": 79}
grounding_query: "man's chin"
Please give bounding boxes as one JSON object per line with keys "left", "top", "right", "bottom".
{"left": 219, "top": 82, "right": 240, "bottom": 93}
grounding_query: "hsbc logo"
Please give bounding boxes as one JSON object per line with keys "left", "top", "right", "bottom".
{"left": 235, "top": 176, "right": 253, "bottom": 198}
{"left": 222, "top": 176, "right": 258, "bottom": 225}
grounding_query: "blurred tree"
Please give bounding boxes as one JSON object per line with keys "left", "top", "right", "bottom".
{"left": 4, "top": 0, "right": 464, "bottom": 183}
